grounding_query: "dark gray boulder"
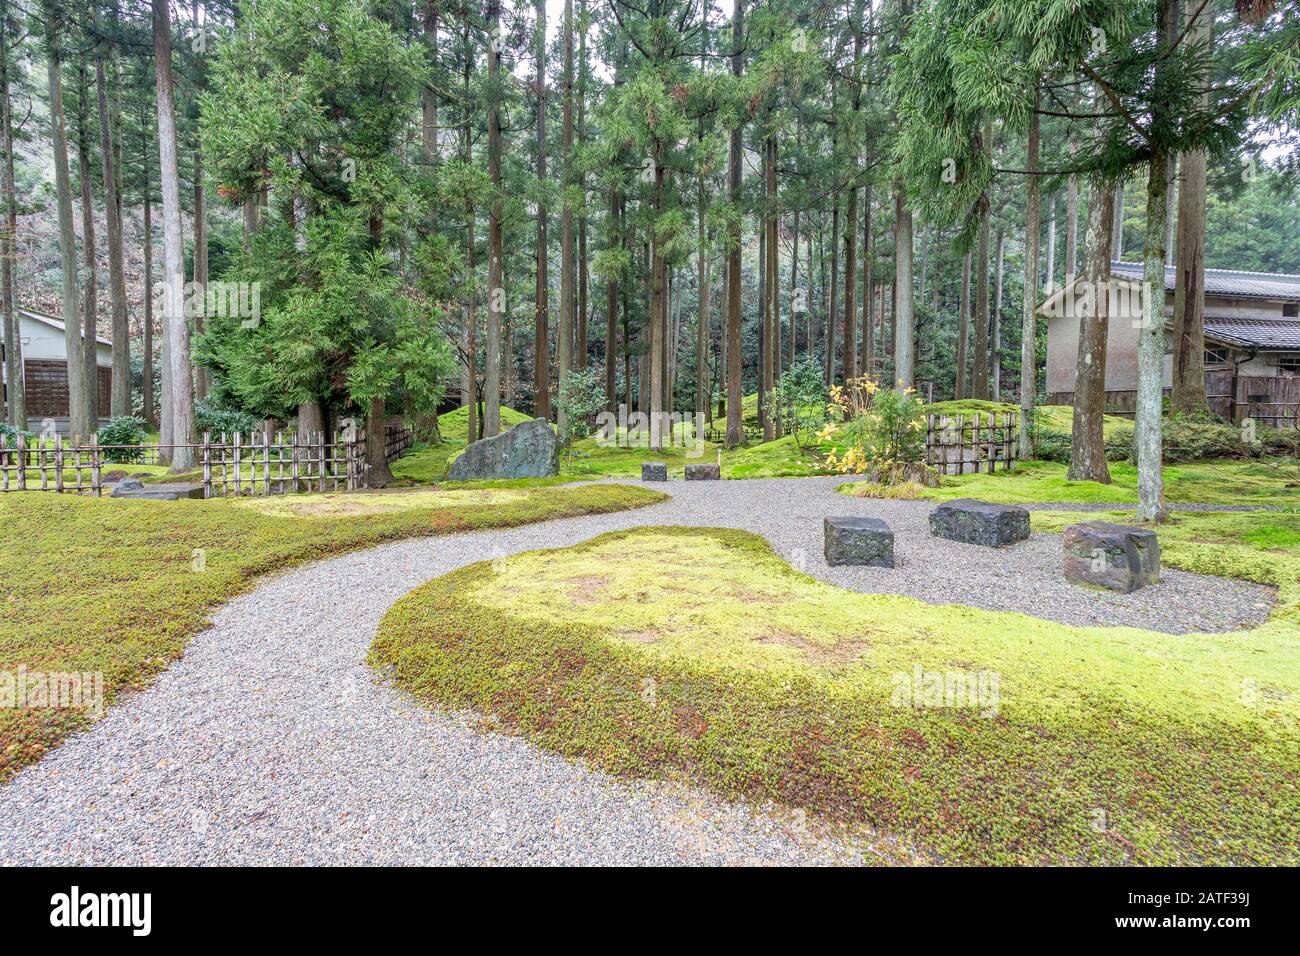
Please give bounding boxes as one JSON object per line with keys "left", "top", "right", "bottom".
{"left": 447, "top": 418, "right": 559, "bottom": 480}
{"left": 110, "top": 479, "right": 204, "bottom": 500}
{"left": 684, "top": 463, "right": 721, "bottom": 480}
{"left": 824, "top": 516, "right": 895, "bottom": 568}
{"left": 641, "top": 462, "right": 668, "bottom": 481}
{"left": 1063, "top": 521, "right": 1160, "bottom": 592}
{"left": 929, "top": 499, "right": 1030, "bottom": 548}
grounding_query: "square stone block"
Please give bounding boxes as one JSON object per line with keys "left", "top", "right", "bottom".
{"left": 1063, "top": 521, "right": 1160, "bottom": 592}
{"left": 684, "top": 463, "right": 721, "bottom": 480}
{"left": 929, "top": 498, "right": 1030, "bottom": 548}
{"left": 824, "top": 516, "right": 894, "bottom": 568}
{"left": 641, "top": 462, "right": 668, "bottom": 481}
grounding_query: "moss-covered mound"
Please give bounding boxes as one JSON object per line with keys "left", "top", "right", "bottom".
{"left": 0, "top": 483, "right": 666, "bottom": 782}
{"left": 372, "top": 524, "right": 1298, "bottom": 865}
{"left": 914, "top": 458, "right": 1300, "bottom": 507}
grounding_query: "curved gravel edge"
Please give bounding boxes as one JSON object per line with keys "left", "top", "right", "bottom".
{"left": 0, "top": 476, "right": 1276, "bottom": 865}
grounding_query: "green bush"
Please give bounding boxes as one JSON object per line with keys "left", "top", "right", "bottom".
{"left": 773, "top": 359, "right": 827, "bottom": 450}
{"left": 0, "top": 422, "right": 33, "bottom": 449}
{"left": 194, "top": 398, "right": 259, "bottom": 437}
{"left": 96, "top": 416, "right": 148, "bottom": 463}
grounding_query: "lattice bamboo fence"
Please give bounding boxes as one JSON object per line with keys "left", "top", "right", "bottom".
{"left": 0, "top": 424, "right": 413, "bottom": 497}
{"left": 925, "top": 412, "right": 1019, "bottom": 476}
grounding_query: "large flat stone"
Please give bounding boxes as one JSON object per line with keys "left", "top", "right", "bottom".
{"left": 929, "top": 498, "right": 1030, "bottom": 548}
{"left": 824, "top": 516, "right": 894, "bottom": 568}
{"left": 110, "top": 479, "right": 204, "bottom": 500}
{"left": 447, "top": 418, "right": 559, "bottom": 480}
{"left": 1063, "top": 521, "right": 1160, "bottom": 592}
{"left": 684, "top": 463, "right": 720, "bottom": 480}
{"left": 641, "top": 462, "right": 668, "bottom": 481}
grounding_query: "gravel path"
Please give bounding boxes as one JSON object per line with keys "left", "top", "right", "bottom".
{"left": 0, "top": 477, "right": 1275, "bottom": 865}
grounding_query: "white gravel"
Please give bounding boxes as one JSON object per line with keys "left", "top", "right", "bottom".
{"left": 0, "top": 476, "right": 1275, "bottom": 865}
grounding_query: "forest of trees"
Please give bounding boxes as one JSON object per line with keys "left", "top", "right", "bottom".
{"left": 2, "top": 0, "right": 1298, "bottom": 517}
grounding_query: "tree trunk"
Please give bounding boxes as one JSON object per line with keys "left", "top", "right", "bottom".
{"left": 956, "top": 250, "right": 970, "bottom": 399}
{"left": 154, "top": 0, "right": 195, "bottom": 467}
{"left": 0, "top": 2, "right": 24, "bottom": 427}
{"left": 1069, "top": 182, "right": 1114, "bottom": 483}
{"left": 860, "top": 185, "right": 873, "bottom": 376}
{"left": 764, "top": 134, "right": 777, "bottom": 440}
{"left": 533, "top": 0, "right": 549, "bottom": 420}
{"left": 576, "top": 0, "right": 589, "bottom": 374}
{"left": 992, "top": 228, "right": 1004, "bottom": 400}
{"left": 649, "top": 158, "right": 665, "bottom": 450}
{"left": 893, "top": 182, "right": 915, "bottom": 389}
{"left": 462, "top": 20, "right": 478, "bottom": 442}
{"left": 1170, "top": 1, "right": 1211, "bottom": 415}
{"left": 1065, "top": 136, "right": 1078, "bottom": 284}
{"left": 696, "top": 171, "right": 709, "bottom": 420}
{"left": 1113, "top": 184, "right": 1124, "bottom": 257}
{"left": 842, "top": 168, "right": 858, "bottom": 384}
{"left": 1135, "top": 2, "right": 1177, "bottom": 523}
{"left": 192, "top": 131, "right": 208, "bottom": 400}
{"left": 366, "top": 397, "right": 394, "bottom": 486}
{"left": 44, "top": 2, "right": 90, "bottom": 440}
{"left": 972, "top": 180, "right": 990, "bottom": 399}
{"left": 789, "top": 208, "right": 798, "bottom": 368}
{"left": 95, "top": 51, "right": 130, "bottom": 417}
{"left": 557, "top": 0, "right": 575, "bottom": 438}
{"left": 142, "top": 112, "right": 154, "bottom": 428}
{"left": 76, "top": 60, "right": 99, "bottom": 421}
{"left": 724, "top": 0, "right": 744, "bottom": 448}
{"left": 422, "top": 1, "right": 438, "bottom": 171}
{"left": 605, "top": 186, "right": 619, "bottom": 410}
{"left": 1019, "top": 87, "right": 1041, "bottom": 458}
{"left": 483, "top": 0, "right": 503, "bottom": 437}
{"left": 826, "top": 195, "right": 840, "bottom": 384}
{"left": 297, "top": 400, "right": 323, "bottom": 473}
{"left": 1045, "top": 191, "right": 1057, "bottom": 291}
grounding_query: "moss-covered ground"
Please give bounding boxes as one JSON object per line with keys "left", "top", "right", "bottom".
{"left": 0, "top": 482, "right": 665, "bottom": 783}
{"left": 391, "top": 397, "right": 1151, "bottom": 485}
{"left": 915, "top": 458, "right": 1300, "bottom": 507}
{"left": 373, "top": 517, "right": 1299, "bottom": 865}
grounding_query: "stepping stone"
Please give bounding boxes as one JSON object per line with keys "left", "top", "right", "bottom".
{"left": 1063, "top": 521, "right": 1160, "bottom": 593}
{"left": 929, "top": 498, "right": 1030, "bottom": 548}
{"left": 641, "top": 462, "right": 668, "bottom": 481}
{"left": 824, "top": 516, "right": 894, "bottom": 568}
{"left": 684, "top": 463, "right": 721, "bottom": 480}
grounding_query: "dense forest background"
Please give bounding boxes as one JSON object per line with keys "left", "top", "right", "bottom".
{"left": 2, "top": 0, "right": 1298, "bottom": 487}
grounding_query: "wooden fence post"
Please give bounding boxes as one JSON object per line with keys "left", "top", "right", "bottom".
{"left": 15, "top": 432, "right": 25, "bottom": 491}
{"left": 54, "top": 434, "right": 64, "bottom": 493}
{"left": 90, "top": 434, "right": 101, "bottom": 496}
{"left": 202, "top": 432, "right": 212, "bottom": 499}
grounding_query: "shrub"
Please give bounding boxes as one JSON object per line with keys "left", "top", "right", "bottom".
{"left": 821, "top": 376, "right": 929, "bottom": 480}
{"left": 194, "top": 398, "right": 259, "bottom": 437}
{"left": 96, "top": 416, "right": 148, "bottom": 463}
{"left": 556, "top": 368, "right": 605, "bottom": 449}
{"left": 773, "top": 359, "right": 827, "bottom": 450}
{"left": 0, "top": 422, "right": 33, "bottom": 449}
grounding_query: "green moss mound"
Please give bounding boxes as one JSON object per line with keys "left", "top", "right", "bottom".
{"left": 0, "top": 483, "right": 666, "bottom": 782}
{"left": 372, "top": 524, "right": 1299, "bottom": 865}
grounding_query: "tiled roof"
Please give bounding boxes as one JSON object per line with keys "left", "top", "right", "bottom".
{"left": 1204, "top": 316, "right": 1300, "bottom": 351}
{"left": 1110, "top": 261, "right": 1300, "bottom": 301}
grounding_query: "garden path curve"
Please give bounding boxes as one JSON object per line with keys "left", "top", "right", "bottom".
{"left": 0, "top": 477, "right": 1274, "bottom": 865}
